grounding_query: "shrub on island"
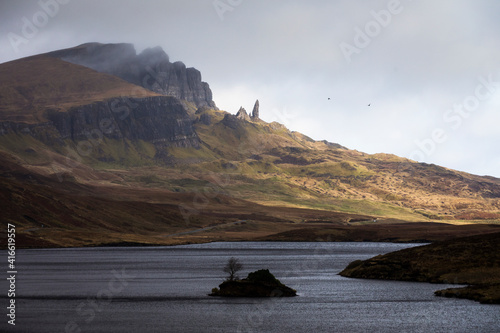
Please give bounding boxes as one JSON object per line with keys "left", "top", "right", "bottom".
{"left": 209, "top": 269, "right": 296, "bottom": 297}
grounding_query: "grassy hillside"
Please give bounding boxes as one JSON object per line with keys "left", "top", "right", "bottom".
{"left": 2, "top": 105, "right": 499, "bottom": 221}
{"left": 0, "top": 55, "right": 159, "bottom": 123}
{"left": 340, "top": 231, "right": 500, "bottom": 304}
{"left": 1, "top": 47, "right": 500, "bottom": 248}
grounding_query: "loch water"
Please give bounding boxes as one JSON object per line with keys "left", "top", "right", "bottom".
{"left": 2, "top": 242, "right": 499, "bottom": 332}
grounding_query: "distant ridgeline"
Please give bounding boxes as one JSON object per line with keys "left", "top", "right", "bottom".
{"left": 1, "top": 42, "right": 500, "bottom": 225}
{"left": 0, "top": 43, "right": 223, "bottom": 163}
{"left": 0, "top": 43, "right": 278, "bottom": 165}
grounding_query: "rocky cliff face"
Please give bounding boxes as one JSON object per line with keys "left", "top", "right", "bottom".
{"left": 48, "top": 43, "right": 217, "bottom": 109}
{"left": 0, "top": 96, "right": 199, "bottom": 162}
{"left": 45, "top": 96, "right": 200, "bottom": 149}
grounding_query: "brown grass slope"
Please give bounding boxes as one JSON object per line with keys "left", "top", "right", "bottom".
{"left": 1, "top": 50, "right": 499, "bottom": 221}
{"left": 3, "top": 148, "right": 499, "bottom": 249}
{"left": 0, "top": 55, "right": 159, "bottom": 123}
{"left": 0, "top": 46, "right": 500, "bottom": 249}
{"left": 0, "top": 151, "right": 374, "bottom": 248}
{"left": 178, "top": 107, "right": 500, "bottom": 220}
{"left": 340, "top": 231, "right": 500, "bottom": 304}
{"left": 258, "top": 222, "right": 500, "bottom": 243}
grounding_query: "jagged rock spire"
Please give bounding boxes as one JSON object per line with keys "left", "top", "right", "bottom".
{"left": 251, "top": 100, "right": 260, "bottom": 120}
{"left": 236, "top": 107, "right": 251, "bottom": 121}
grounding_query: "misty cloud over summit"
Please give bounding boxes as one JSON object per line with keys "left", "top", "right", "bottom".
{"left": 46, "top": 42, "right": 216, "bottom": 109}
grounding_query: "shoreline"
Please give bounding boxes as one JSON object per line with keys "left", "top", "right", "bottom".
{"left": 4, "top": 221, "right": 500, "bottom": 250}
{"left": 339, "top": 231, "right": 500, "bottom": 304}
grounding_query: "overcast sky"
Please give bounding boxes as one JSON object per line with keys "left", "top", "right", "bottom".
{"left": 1, "top": 0, "right": 500, "bottom": 177}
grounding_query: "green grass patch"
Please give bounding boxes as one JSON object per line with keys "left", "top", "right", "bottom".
{"left": 0, "top": 133, "right": 53, "bottom": 164}
{"left": 83, "top": 138, "right": 157, "bottom": 169}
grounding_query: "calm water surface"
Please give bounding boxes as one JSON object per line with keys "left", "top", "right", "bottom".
{"left": 2, "top": 242, "right": 498, "bottom": 332}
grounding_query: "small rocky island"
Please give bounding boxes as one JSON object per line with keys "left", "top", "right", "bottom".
{"left": 210, "top": 269, "right": 297, "bottom": 297}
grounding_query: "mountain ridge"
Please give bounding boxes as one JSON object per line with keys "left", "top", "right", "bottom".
{"left": 45, "top": 43, "right": 217, "bottom": 109}
{"left": 1, "top": 43, "right": 499, "bottom": 248}
{"left": 0, "top": 55, "right": 161, "bottom": 123}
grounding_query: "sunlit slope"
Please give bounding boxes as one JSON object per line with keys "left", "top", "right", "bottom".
{"left": 0, "top": 47, "right": 499, "bottom": 224}
{"left": 0, "top": 55, "right": 159, "bottom": 123}
{"left": 160, "top": 108, "right": 500, "bottom": 220}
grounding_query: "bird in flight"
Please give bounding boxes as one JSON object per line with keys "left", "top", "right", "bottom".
{"left": 368, "top": 103, "right": 371, "bottom": 106}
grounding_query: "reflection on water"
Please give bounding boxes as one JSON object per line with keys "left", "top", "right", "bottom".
{"left": 1, "top": 242, "right": 498, "bottom": 332}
